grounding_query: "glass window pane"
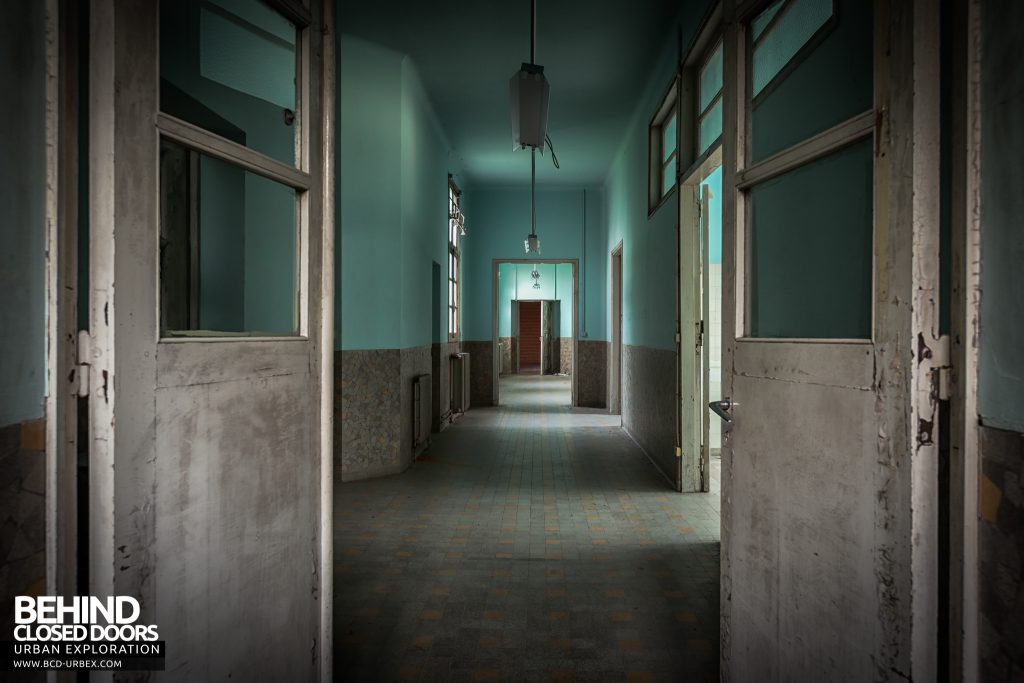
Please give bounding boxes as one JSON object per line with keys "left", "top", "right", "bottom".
{"left": 699, "top": 99, "right": 723, "bottom": 154}
{"left": 750, "top": 0, "right": 871, "bottom": 162}
{"left": 159, "top": 138, "right": 297, "bottom": 336}
{"left": 662, "top": 157, "right": 676, "bottom": 197}
{"left": 752, "top": 0, "right": 833, "bottom": 97}
{"left": 662, "top": 112, "right": 677, "bottom": 161}
{"left": 160, "top": 0, "right": 298, "bottom": 166}
{"left": 748, "top": 139, "right": 872, "bottom": 338}
{"left": 699, "top": 43, "right": 723, "bottom": 113}
{"left": 751, "top": 0, "right": 785, "bottom": 41}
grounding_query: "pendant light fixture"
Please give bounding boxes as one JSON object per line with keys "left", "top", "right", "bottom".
{"left": 510, "top": 0, "right": 549, "bottom": 254}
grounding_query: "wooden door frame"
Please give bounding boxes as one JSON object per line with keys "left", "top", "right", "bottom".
{"left": 609, "top": 242, "right": 623, "bottom": 416}
{"left": 44, "top": 0, "right": 81, "bottom": 611}
{"left": 491, "top": 259, "right": 579, "bottom": 406}
{"left": 948, "top": 0, "right": 981, "bottom": 677}
{"left": 679, "top": 148, "right": 722, "bottom": 494}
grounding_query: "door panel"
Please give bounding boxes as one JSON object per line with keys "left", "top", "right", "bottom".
{"left": 154, "top": 374, "right": 315, "bottom": 680}
{"left": 729, "top": 342, "right": 875, "bottom": 679}
{"left": 721, "top": 0, "right": 941, "bottom": 679}
{"left": 88, "top": 0, "right": 329, "bottom": 679}
{"left": 518, "top": 301, "right": 541, "bottom": 373}
{"left": 679, "top": 184, "right": 702, "bottom": 492}
{"left": 511, "top": 301, "right": 519, "bottom": 374}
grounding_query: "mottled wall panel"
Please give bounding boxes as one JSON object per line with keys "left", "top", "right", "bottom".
{"left": 462, "top": 341, "right": 493, "bottom": 408}
{"left": 0, "top": 420, "right": 46, "bottom": 655}
{"left": 622, "top": 345, "right": 677, "bottom": 488}
{"left": 979, "top": 424, "right": 1024, "bottom": 680}
{"left": 336, "top": 346, "right": 437, "bottom": 481}
{"left": 559, "top": 338, "right": 573, "bottom": 376}
{"left": 577, "top": 339, "right": 608, "bottom": 408}
{"left": 337, "top": 349, "right": 402, "bottom": 481}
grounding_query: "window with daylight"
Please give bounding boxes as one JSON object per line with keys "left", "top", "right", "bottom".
{"left": 648, "top": 78, "right": 679, "bottom": 213}
{"left": 448, "top": 180, "right": 462, "bottom": 340}
{"left": 751, "top": 0, "right": 835, "bottom": 99}
{"left": 697, "top": 40, "right": 723, "bottom": 155}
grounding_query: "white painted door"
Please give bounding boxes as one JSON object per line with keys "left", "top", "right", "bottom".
{"left": 720, "top": 0, "right": 940, "bottom": 680}
{"left": 540, "top": 299, "right": 550, "bottom": 374}
{"left": 87, "top": 0, "right": 332, "bottom": 679}
{"left": 679, "top": 183, "right": 703, "bottom": 493}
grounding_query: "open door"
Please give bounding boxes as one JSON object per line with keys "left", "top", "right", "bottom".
{"left": 541, "top": 300, "right": 558, "bottom": 375}
{"left": 86, "top": 0, "right": 333, "bottom": 679}
{"left": 511, "top": 300, "right": 520, "bottom": 374}
{"left": 720, "top": 0, "right": 941, "bottom": 679}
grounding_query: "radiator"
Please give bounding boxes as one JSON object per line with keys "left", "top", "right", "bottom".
{"left": 450, "top": 352, "right": 471, "bottom": 414}
{"left": 413, "top": 373, "right": 432, "bottom": 449}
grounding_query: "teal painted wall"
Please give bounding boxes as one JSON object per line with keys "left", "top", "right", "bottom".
{"left": 461, "top": 187, "right": 605, "bottom": 342}
{"left": 496, "top": 263, "right": 574, "bottom": 337}
{"left": 337, "top": 36, "right": 403, "bottom": 349}
{"left": 0, "top": 0, "right": 46, "bottom": 425}
{"left": 979, "top": 0, "right": 1024, "bottom": 432}
{"left": 602, "top": 21, "right": 694, "bottom": 352}
{"left": 336, "top": 34, "right": 465, "bottom": 350}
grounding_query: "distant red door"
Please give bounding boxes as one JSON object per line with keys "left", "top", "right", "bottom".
{"left": 518, "top": 301, "right": 541, "bottom": 375}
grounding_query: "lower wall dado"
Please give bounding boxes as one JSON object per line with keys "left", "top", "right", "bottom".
{"left": 622, "top": 344, "right": 677, "bottom": 489}
{"left": 979, "top": 423, "right": 1024, "bottom": 681}
{"left": 559, "top": 338, "right": 573, "bottom": 376}
{"left": 461, "top": 340, "right": 494, "bottom": 408}
{"left": 0, "top": 419, "right": 46, "bottom": 646}
{"left": 576, "top": 339, "right": 608, "bottom": 409}
{"left": 335, "top": 345, "right": 432, "bottom": 482}
{"left": 498, "top": 337, "right": 512, "bottom": 375}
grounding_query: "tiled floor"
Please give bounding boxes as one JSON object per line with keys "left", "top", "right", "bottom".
{"left": 334, "top": 375, "right": 720, "bottom": 682}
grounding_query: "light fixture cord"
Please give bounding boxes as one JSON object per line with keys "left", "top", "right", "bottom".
{"left": 531, "top": 148, "right": 537, "bottom": 237}
{"left": 530, "top": 0, "right": 536, "bottom": 64}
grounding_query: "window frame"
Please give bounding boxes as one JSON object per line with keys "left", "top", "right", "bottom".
{"left": 735, "top": 0, "right": 874, "bottom": 340}
{"left": 696, "top": 39, "right": 724, "bottom": 158}
{"left": 156, "top": 0, "right": 312, "bottom": 339}
{"left": 448, "top": 178, "right": 462, "bottom": 341}
{"left": 747, "top": 0, "right": 838, "bottom": 108}
{"left": 648, "top": 76, "right": 680, "bottom": 216}
{"left": 677, "top": 0, "right": 723, "bottom": 185}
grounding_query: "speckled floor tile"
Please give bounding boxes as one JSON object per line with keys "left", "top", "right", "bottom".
{"left": 334, "top": 375, "right": 720, "bottom": 682}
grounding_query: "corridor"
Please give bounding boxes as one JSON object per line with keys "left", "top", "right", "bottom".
{"left": 334, "top": 375, "right": 720, "bottom": 681}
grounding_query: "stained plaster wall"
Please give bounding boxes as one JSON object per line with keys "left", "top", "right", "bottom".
{"left": 335, "top": 34, "right": 466, "bottom": 480}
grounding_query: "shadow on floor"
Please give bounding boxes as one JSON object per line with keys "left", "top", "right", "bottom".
{"left": 334, "top": 373, "right": 720, "bottom": 681}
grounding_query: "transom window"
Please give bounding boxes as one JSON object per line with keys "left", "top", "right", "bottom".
{"left": 648, "top": 79, "right": 679, "bottom": 213}
{"left": 448, "top": 179, "right": 463, "bottom": 340}
{"left": 697, "top": 41, "right": 723, "bottom": 155}
{"left": 751, "top": 0, "right": 835, "bottom": 99}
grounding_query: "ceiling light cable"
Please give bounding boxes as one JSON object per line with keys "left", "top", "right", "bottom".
{"left": 545, "top": 134, "right": 560, "bottom": 169}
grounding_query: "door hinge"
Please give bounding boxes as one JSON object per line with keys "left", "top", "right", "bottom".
{"left": 675, "top": 331, "right": 681, "bottom": 344}
{"left": 675, "top": 446, "right": 682, "bottom": 458}
{"left": 933, "top": 334, "right": 951, "bottom": 401}
{"left": 695, "top": 320, "right": 705, "bottom": 352}
{"left": 76, "top": 330, "right": 91, "bottom": 398}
